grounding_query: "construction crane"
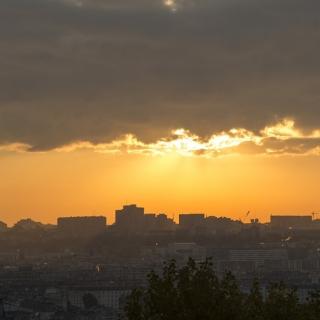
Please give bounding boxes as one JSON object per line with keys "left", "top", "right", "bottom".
{"left": 240, "top": 211, "right": 251, "bottom": 223}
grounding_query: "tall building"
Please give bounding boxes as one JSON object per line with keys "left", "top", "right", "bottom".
{"left": 57, "top": 216, "right": 107, "bottom": 237}
{"left": 115, "top": 204, "right": 145, "bottom": 232}
{"left": 115, "top": 205, "right": 176, "bottom": 233}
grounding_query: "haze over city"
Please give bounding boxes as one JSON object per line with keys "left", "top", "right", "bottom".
{"left": 1, "top": 1, "right": 320, "bottom": 318}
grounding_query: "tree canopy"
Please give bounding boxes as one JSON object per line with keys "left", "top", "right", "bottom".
{"left": 125, "top": 258, "right": 320, "bottom": 320}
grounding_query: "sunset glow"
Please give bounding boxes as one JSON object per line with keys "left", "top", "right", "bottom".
{"left": 2, "top": 1, "right": 320, "bottom": 316}
{"left": 164, "top": 0, "right": 178, "bottom": 12}
{"left": 3, "top": 118, "right": 320, "bottom": 158}
{"left": 1, "top": 117, "right": 320, "bottom": 225}
{"left": 1, "top": 0, "right": 320, "bottom": 227}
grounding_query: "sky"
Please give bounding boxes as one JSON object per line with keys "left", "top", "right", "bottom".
{"left": 1, "top": 0, "right": 320, "bottom": 225}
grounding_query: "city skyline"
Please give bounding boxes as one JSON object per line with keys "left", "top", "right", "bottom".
{"left": 1, "top": 0, "right": 320, "bottom": 225}
{"left": 1, "top": 1, "right": 320, "bottom": 319}
{"left": 1, "top": 202, "right": 319, "bottom": 227}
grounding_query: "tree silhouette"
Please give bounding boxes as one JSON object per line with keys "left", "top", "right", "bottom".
{"left": 244, "top": 279, "right": 264, "bottom": 320}
{"left": 264, "top": 282, "right": 300, "bottom": 320}
{"left": 125, "top": 258, "right": 244, "bottom": 320}
{"left": 125, "top": 258, "right": 320, "bottom": 320}
{"left": 304, "top": 289, "right": 320, "bottom": 320}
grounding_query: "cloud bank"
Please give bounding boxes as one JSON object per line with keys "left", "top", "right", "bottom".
{"left": 5, "top": 119, "right": 320, "bottom": 157}
{"left": 0, "top": 0, "right": 320, "bottom": 152}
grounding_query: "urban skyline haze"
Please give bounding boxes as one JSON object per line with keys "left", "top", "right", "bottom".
{"left": 1, "top": 0, "right": 320, "bottom": 225}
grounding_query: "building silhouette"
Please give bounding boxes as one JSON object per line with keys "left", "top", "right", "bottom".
{"left": 179, "top": 213, "right": 205, "bottom": 230}
{"left": 270, "top": 215, "right": 313, "bottom": 229}
{"left": 114, "top": 205, "right": 175, "bottom": 233}
{"left": 57, "top": 216, "right": 107, "bottom": 237}
{"left": 115, "top": 204, "right": 145, "bottom": 233}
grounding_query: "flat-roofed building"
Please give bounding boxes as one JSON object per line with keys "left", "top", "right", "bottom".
{"left": 179, "top": 213, "right": 205, "bottom": 230}
{"left": 229, "top": 249, "right": 287, "bottom": 264}
{"left": 228, "top": 249, "right": 288, "bottom": 271}
{"left": 57, "top": 216, "right": 106, "bottom": 237}
{"left": 270, "top": 215, "right": 313, "bottom": 229}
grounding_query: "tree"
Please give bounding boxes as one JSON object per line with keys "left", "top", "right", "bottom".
{"left": 125, "top": 258, "right": 244, "bottom": 320}
{"left": 264, "top": 282, "right": 301, "bottom": 320}
{"left": 304, "top": 289, "right": 320, "bottom": 320}
{"left": 143, "top": 259, "right": 180, "bottom": 320}
{"left": 218, "top": 271, "right": 244, "bottom": 320}
{"left": 124, "top": 288, "right": 144, "bottom": 320}
{"left": 125, "top": 259, "right": 315, "bottom": 320}
{"left": 177, "top": 259, "right": 221, "bottom": 320}
{"left": 244, "top": 279, "right": 264, "bottom": 320}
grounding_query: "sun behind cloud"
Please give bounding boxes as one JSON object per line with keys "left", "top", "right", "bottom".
{"left": 2, "top": 119, "right": 320, "bottom": 158}
{"left": 4, "top": 119, "right": 313, "bottom": 158}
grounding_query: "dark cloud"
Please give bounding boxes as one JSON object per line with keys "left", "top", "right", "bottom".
{"left": 1, "top": 0, "right": 320, "bottom": 150}
{"left": 262, "top": 137, "right": 320, "bottom": 155}
{"left": 230, "top": 138, "right": 320, "bottom": 156}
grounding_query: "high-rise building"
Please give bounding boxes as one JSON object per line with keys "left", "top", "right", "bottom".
{"left": 114, "top": 205, "right": 176, "bottom": 233}
{"left": 115, "top": 204, "right": 145, "bottom": 232}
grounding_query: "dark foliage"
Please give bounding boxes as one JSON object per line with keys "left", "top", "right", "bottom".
{"left": 125, "top": 258, "right": 320, "bottom": 320}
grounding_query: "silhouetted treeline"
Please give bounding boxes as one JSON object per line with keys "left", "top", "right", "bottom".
{"left": 125, "top": 258, "right": 320, "bottom": 320}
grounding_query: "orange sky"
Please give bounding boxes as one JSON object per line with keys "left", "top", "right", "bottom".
{"left": 1, "top": 146, "right": 320, "bottom": 226}
{"left": 1, "top": 0, "right": 320, "bottom": 227}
